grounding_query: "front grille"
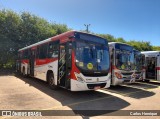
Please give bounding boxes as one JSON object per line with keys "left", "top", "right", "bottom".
{"left": 81, "top": 71, "right": 109, "bottom": 77}
{"left": 87, "top": 83, "right": 106, "bottom": 89}
{"left": 123, "top": 79, "right": 131, "bottom": 82}
{"left": 135, "top": 72, "right": 141, "bottom": 74}
{"left": 121, "top": 72, "right": 133, "bottom": 76}
{"left": 123, "top": 76, "right": 131, "bottom": 80}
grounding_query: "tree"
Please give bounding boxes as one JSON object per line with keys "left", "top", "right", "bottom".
{"left": 127, "top": 40, "right": 152, "bottom": 51}
{"left": 115, "top": 37, "right": 126, "bottom": 43}
{"left": 152, "top": 46, "right": 160, "bottom": 51}
{"left": 0, "top": 9, "right": 70, "bottom": 69}
{"left": 97, "top": 34, "right": 116, "bottom": 42}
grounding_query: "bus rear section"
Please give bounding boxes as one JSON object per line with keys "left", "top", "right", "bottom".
{"left": 17, "top": 31, "right": 111, "bottom": 91}
{"left": 109, "top": 42, "right": 136, "bottom": 86}
{"left": 141, "top": 51, "right": 160, "bottom": 81}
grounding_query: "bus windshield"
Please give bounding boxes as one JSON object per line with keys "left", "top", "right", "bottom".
{"left": 134, "top": 51, "right": 143, "bottom": 71}
{"left": 75, "top": 41, "right": 110, "bottom": 73}
{"left": 115, "top": 44, "right": 135, "bottom": 71}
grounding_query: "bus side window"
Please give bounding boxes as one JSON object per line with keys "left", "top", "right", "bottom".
{"left": 18, "top": 53, "right": 21, "bottom": 60}
{"left": 22, "top": 50, "right": 28, "bottom": 59}
{"left": 48, "top": 42, "right": 59, "bottom": 58}
{"left": 39, "top": 44, "right": 48, "bottom": 59}
{"left": 36, "top": 46, "right": 39, "bottom": 59}
{"left": 36, "top": 47, "right": 39, "bottom": 59}
{"left": 20, "top": 52, "right": 23, "bottom": 59}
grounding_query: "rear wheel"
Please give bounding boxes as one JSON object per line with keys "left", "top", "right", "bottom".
{"left": 22, "top": 67, "right": 29, "bottom": 77}
{"left": 48, "top": 73, "right": 58, "bottom": 90}
{"left": 22, "top": 67, "right": 26, "bottom": 76}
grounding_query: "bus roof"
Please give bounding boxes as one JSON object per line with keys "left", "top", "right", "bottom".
{"left": 18, "top": 30, "right": 74, "bottom": 51}
{"left": 141, "top": 51, "right": 160, "bottom": 56}
{"left": 18, "top": 30, "right": 107, "bottom": 52}
{"left": 108, "top": 42, "right": 132, "bottom": 47}
{"left": 108, "top": 42, "right": 131, "bottom": 46}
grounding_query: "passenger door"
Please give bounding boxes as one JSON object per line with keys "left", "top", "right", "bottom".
{"left": 58, "top": 42, "right": 72, "bottom": 88}
{"left": 146, "top": 57, "right": 156, "bottom": 80}
{"left": 30, "top": 49, "right": 36, "bottom": 76}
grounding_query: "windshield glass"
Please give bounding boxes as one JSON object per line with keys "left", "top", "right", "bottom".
{"left": 115, "top": 44, "right": 134, "bottom": 70}
{"left": 134, "top": 51, "right": 143, "bottom": 71}
{"left": 75, "top": 41, "right": 109, "bottom": 72}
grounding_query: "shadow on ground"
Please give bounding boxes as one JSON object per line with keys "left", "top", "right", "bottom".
{"left": 127, "top": 82, "right": 159, "bottom": 89}
{"left": 137, "top": 80, "right": 160, "bottom": 87}
{"left": 103, "top": 84, "right": 155, "bottom": 99}
{"left": 13, "top": 73, "right": 130, "bottom": 117}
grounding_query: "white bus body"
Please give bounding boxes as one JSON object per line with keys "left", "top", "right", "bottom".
{"left": 141, "top": 51, "right": 160, "bottom": 81}
{"left": 109, "top": 42, "right": 136, "bottom": 86}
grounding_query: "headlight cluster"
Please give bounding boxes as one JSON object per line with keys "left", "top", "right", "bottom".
{"left": 74, "top": 72, "right": 85, "bottom": 82}
{"left": 115, "top": 72, "right": 122, "bottom": 79}
{"left": 131, "top": 73, "right": 137, "bottom": 78}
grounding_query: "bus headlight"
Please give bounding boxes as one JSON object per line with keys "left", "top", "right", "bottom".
{"left": 77, "top": 76, "right": 84, "bottom": 82}
{"left": 131, "top": 73, "right": 136, "bottom": 78}
{"left": 115, "top": 72, "right": 123, "bottom": 79}
{"left": 74, "top": 72, "right": 85, "bottom": 82}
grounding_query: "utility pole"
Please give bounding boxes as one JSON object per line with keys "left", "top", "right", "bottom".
{"left": 84, "top": 24, "right": 90, "bottom": 33}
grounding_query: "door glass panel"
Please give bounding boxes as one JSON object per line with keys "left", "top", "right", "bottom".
{"left": 58, "top": 44, "right": 66, "bottom": 86}
{"left": 146, "top": 57, "right": 156, "bottom": 79}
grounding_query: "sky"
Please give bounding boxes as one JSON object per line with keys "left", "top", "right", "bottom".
{"left": 0, "top": 0, "right": 160, "bottom": 46}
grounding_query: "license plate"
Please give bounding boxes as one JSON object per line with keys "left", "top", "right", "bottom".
{"left": 94, "top": 86, "right": 101, "bottom": 90}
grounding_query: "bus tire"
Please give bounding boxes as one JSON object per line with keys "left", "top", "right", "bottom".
{"left": 144, "top": 79, "right": 150, "bottom": 83}
{"left": 48, "top": 73, "right": 58, "bottom": 90}
{"left": 22, "top": 67, "right": 26, "bottom": 77}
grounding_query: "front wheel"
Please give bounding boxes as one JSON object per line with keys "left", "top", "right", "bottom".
{"left": 22, "top": 67, "right": 27, "bottom": 77}
{"left": 143, "top": 79, "right": 150, "bottom": 83}
{"left": 48, "top": 73, "right": 58, "bottom": 90}
{"left": 144, "top": 79, "right": 150, "bottom": 83}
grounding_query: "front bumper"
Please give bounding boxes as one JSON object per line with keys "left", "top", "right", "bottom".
{"left": 70, "top": 79, "right": 111, "bottom": 91}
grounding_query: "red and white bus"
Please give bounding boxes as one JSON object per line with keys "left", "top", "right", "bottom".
{"left": 16, "top": 31, "right": 111, "bottom": 91}
{"left": 109, "top": 42, "right": 136, "bottom": 85}
{"left": 141, "top": 51, "right": 160, "bottom": 81}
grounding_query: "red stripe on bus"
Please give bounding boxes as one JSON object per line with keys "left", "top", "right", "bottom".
{"left": 156, "top": 67, "right": 160, "bottom": 70}
{"left": 36, "top": 58, "right": 58, "bottom": 66}
{"left": 70, "top": 51, "right": 80, "bottom": 80}
{"left": 22, "top": 59, "right": 29, "bottom": 64}
{"left": 31, "top": 46, "right": 37, "bottom": 50}
{"left": 112, "top": 65, "right": 118, "bottom": 70}
{"left": 142, "top": 66, "right": 147, "bottom": 69}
